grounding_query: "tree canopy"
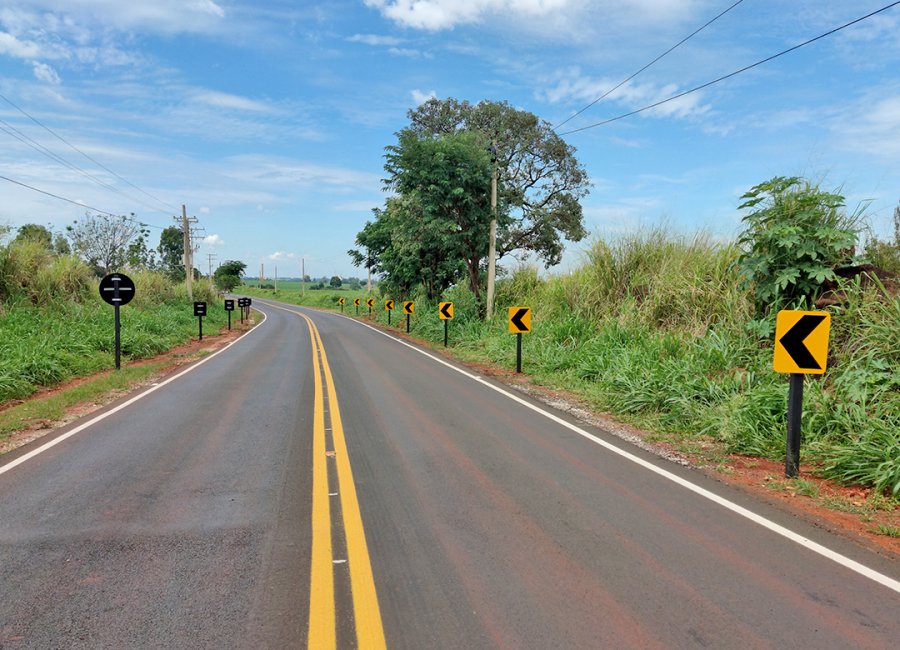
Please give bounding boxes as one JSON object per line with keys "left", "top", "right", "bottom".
{"left": 351, "top": 98, "right": 590, "bottom": 308}
{"left": 214, "top": 260, "right": 246, "bottom": 292}
{"left": 66, "top": 213, "right": 140, "bottom": 275}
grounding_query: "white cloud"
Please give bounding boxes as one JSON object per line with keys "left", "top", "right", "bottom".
{"left": 540, "top": 68, "right": 710, "bottom": 122}
{"left": 347, "top": 33, "right": 404, "bottom": 46}
{"left": 1, "top": 1, "right": 227, "bottom": 34}
{"left": 835, "top": 93, "right": 900, "bottom": 160}
{"left": 266, "top": 251, "right": 295, "bottom": 261}
{"left": 411, "top": 88, "right": 436, "bottom": 106}
{"left": 32, "top": 61, "right": 61, "bottom": 84}
{"left": 389, "top": 47, "right": 429, "bottom": 58}
{"left": 203, "top": 233, "right": 224, "bottom": 246}
{"left": 364, "top": 0, "right": 570, "bottom": 31}
{"left": 191, "top": 89, "right": 278, "bottom": 114}
{"left": 0, "top": 31, "right": 43, "bottom": 58}
{"left": 222, "top": 155, "right": 381, "bottom": 193}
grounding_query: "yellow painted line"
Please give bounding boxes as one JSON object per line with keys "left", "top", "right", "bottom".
{"left": 306, "top": 322, "right": 335, "bottom": 649}
{"left": 308, "top": 316, "right": 387, "bottom": 650}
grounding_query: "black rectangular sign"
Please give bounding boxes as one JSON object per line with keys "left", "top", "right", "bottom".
{"left": 224, "top": 299, "right": 235, "bottom": 311}
{"left": 194, "top": 301, "right": 207, "bottom": 317}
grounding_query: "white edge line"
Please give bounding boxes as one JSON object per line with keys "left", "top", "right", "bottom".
{"left": 312, "top": 308, "right": 900, "bottom": 595}
{"left": 0, "top": 311, "right": 268, "bottom": 477}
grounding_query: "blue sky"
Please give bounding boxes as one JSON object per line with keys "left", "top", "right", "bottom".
{"left": 1, "top": 0, "right": 898, "bottom": 279}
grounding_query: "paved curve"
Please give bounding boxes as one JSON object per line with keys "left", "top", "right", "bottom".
{"left": 0, "top": 304, "right": 316, "bottom": 647}
{"left": 1, "top": 297, "right": 899, "bottom": 648}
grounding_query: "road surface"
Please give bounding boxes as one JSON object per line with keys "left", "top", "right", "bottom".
{"left": 1, "top": 297, "right": 898, "bottom": 648}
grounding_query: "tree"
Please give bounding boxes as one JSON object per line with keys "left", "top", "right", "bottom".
{"left": 126, "top": 225, "right": 156, "bottom": 270}
{"left": 214, "top": 260, "right": 246, "bottom": 292}
{"left": 66, "top": 213, "right": 140, "bottom": 275}
{"left": 14, "top": 224, "right": 53, "bottom": 249}
{"left": 406, "top": 98, "right": 590, "bottom": 267}
{"left": 157, "top": 226, "right": 185, "bottom": 281}
{"left": 381, "top": 131, "right": 493, "bottom": 301}
{"left": 329, "top": 276, "right": 342, "bottom": 288}
{"left": 736, "top": 176, "right": 863, "bottom": 313}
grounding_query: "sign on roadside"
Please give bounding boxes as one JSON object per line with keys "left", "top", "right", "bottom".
{"left": 773, "top": 310, "right": 830, "bottom": 374}
{"left": 772, "top": 309, "right": 832, "bottom": 479}
{"left": 98, "top": 272, "right": 135, "bottom": 370}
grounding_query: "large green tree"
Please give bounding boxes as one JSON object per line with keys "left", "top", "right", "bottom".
{"left": 406, "top": 98, "right": 590, "bottom": 267}
{"left": 157, "top": 226, "right": 185, "bottom": 281}
{"left": 351, "top": 195, "right": 466, "bottom": 300}
{"left": 214, "top": 260, "right": 246, "bottom": 292}
{"left": 353, "top": 131, "right": 493, "bottom": 301}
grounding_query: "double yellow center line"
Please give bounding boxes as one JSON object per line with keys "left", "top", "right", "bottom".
{"left": 300, "top": 311, "right": 386, "bottom": 650}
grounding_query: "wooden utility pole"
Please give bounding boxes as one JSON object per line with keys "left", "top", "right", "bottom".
{"left": 207, "top": 253, "right": 217, "bottom": 278}
{"left": 180, "top": 205, "right": 197, "bottom": 301}
{"left": 486, "top": 142, "right": 499, "bottom": 318}
{"left": 301, "top": 259, "right": 305, "bottom": 297}
{"left": 274, "top": 266, "right": 278, "bottom": 292}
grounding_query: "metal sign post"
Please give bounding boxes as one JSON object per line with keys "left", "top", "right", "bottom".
{"left": 439, "top": 302, "right": 453, "bottom": 347}
{"left": 194, "top": 301, "right": 207, "bottom": 340}
{"left": 385, "top": 299, "right": 394, "bottom": 325}
{"left": 224, "top": 299, "right": 234, "bottom": 330}
{"left": 403, "top": 301, "right": 414, "bottom": 333}
{"left": 773, "top": 310, "right": 831, "bottom": 478}
{"left": 98, "top": 273, "right": 136, "bottom": 370}
{"left": 508, "top": 307, "right": 532, "bottom": 374}
{"left": 354, "top": 297, "right": 360, "bottom": 316}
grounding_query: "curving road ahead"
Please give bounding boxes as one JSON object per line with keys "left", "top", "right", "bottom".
{"left": 1, "top": 297, "right": 898, "bottom": 648}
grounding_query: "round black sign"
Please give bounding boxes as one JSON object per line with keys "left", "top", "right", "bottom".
{"left": 99, "top": 273, "right": 136, "bottom": 306}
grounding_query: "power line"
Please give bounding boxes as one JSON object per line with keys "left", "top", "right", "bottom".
{"left": 0, "top": 117, "right": 175, "bottom": 217}
{"left": 0, "top": 173, "right": 166, "bottom": 229}
{"left": 0, "top": 118, "right": 138, "bottom": 203}
{"left": 554, "top": 0, "right": 746, "bottom": 130}
{"left": 0, "top": 92, "right": 178, "bottom": 215}
{"left": 560, "top": 0, "right": 900, "bottom": 136}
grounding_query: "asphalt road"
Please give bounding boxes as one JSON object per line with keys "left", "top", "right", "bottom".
{"left": 1, "top": 297, "right": 899, "bottom": 649}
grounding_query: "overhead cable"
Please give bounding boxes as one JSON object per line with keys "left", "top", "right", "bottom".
{"left": 554, "top": 0, "right": 746, "bottom": 130}
{"left": 560, "top": 1, "right": 900, "bottom": 135}
{"left": 0, "top": 92, "right": 178, "bottom": 214}
{"left": 0, "top": 173, "right": 166, "bottom": 229}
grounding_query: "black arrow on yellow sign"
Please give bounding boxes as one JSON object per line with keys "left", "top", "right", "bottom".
{"left": 403, "top": 301, "right": 414, "bottom": 314}
{"left": 508, "top": 307, "right": 531, "bottom": 333}
{"left": 779, "top": 314, "right": 826, "bottom": 370}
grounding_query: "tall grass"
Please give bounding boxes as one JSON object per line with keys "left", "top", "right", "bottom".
{"left": 0, "top": 261, "right": 231, "bottom": 403}
{"left": 294, "top": 229, "right": 899, "bottom": 495}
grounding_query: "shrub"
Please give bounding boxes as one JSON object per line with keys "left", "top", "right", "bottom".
{"left": 736, "top": 176, "right": 863, "bottom": 314}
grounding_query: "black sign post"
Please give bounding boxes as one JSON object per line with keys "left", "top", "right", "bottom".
{"left": 224, "top": 299, "right": 234, "bottom": 330}
{"left": 99, "top": 272, "right": 135, "bottom": 370}
{"left": 194, "top": 301, "right": 207, "bottom": 340}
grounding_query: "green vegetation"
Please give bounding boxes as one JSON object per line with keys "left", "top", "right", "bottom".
{"left": 350, "top": 97, "right": 589, "bottom": 308}
{"left": 1, "top": 227, "right": 231, "bottom": 406}
{"left": 0, "top": 360, "right": 170, "bottom": 438}
{"left": 736, "top": 176, "right": 863, "bottom": 313}
{"left": 275, "top": 214, "right": 899, "bottom": 497}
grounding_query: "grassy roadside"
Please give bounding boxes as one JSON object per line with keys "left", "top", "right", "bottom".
{"left": 0, "top": 361, "right": 170, "bottom": 440}
{"left": 239, "top": 233, "right": 898, "bottom": 537}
